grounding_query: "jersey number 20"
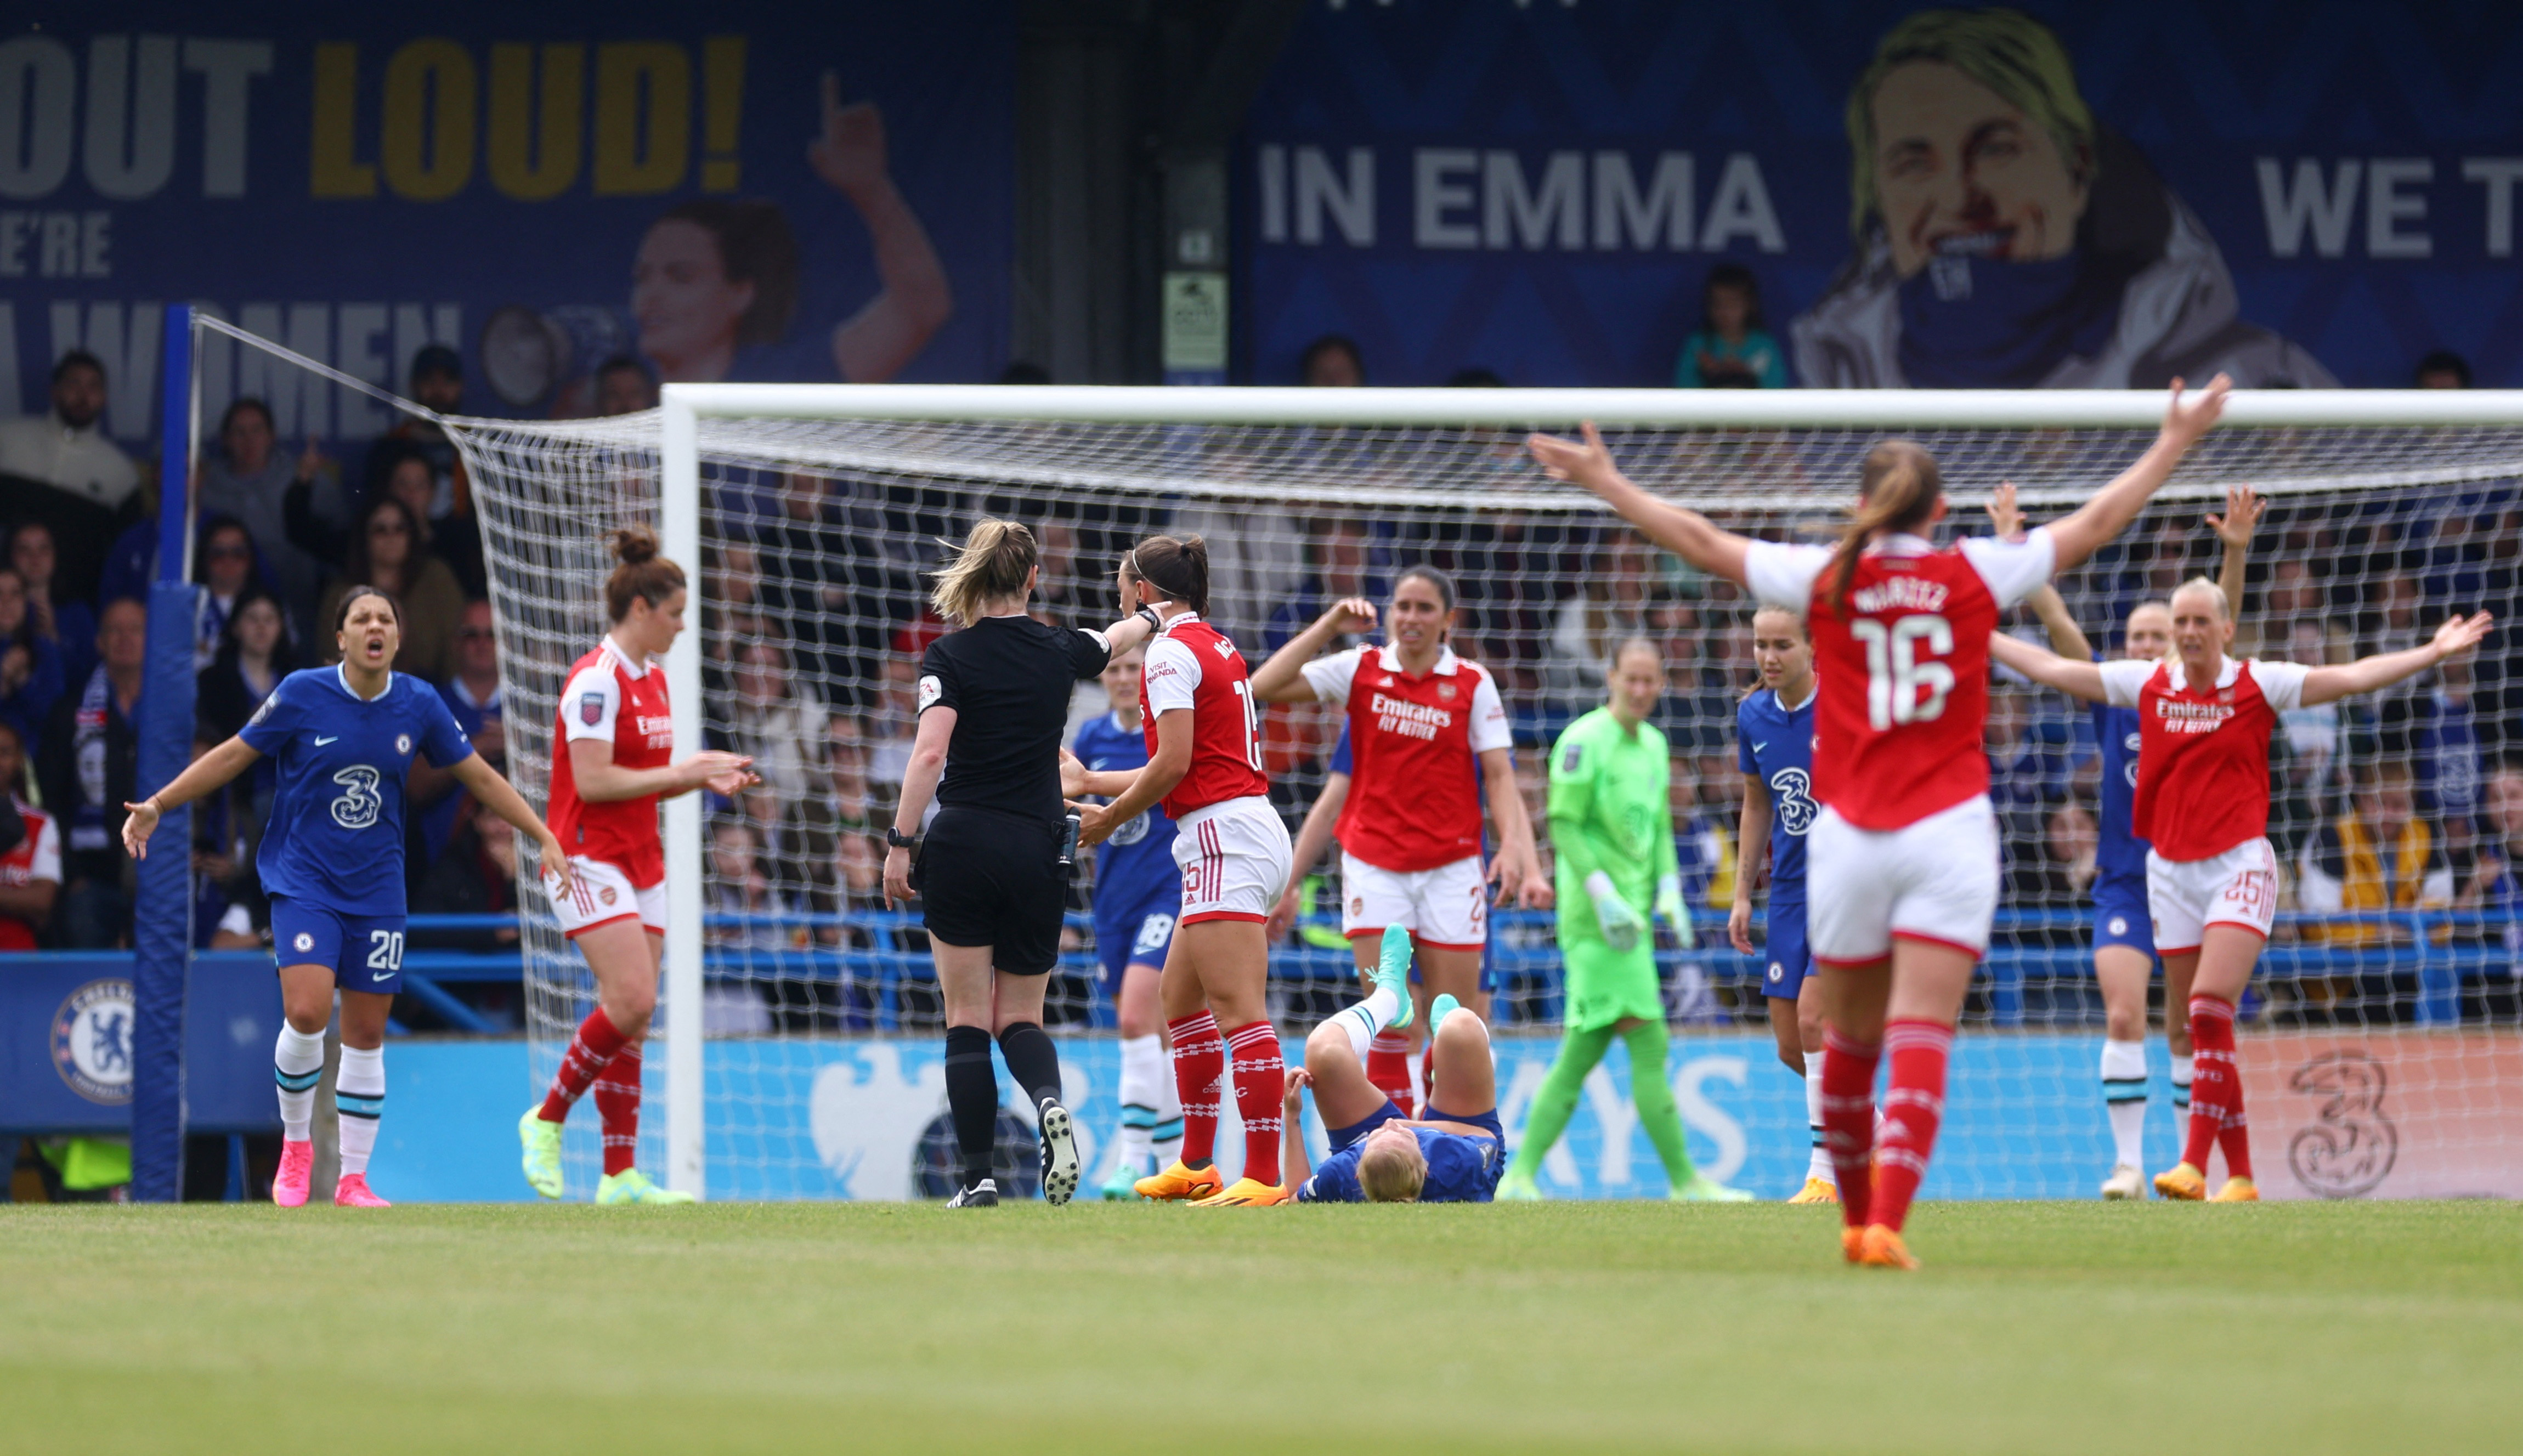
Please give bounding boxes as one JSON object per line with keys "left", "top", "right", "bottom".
{"left": 1850, "top": 616, "right": 1955, "bottom": 730}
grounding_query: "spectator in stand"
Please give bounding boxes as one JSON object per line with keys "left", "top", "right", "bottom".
{"left": 0, "top": 566, "right": 64, "bottom": 757}
{"left": 196, "top": 586, "right": 295, "bottom": 743}
{"left": 2456, "top": 763, "right": 2523, "bottom": 978}
{"left": 592, "top": 354, "right": 660, "bottom": 416}
{"left": 2414, "top": 350, "right": 2472, "bottom": 389}
{"left": 1667, "top": 752, "right": 1738, "bottom": 910}
{"left": 1300, "top": 333, "right": 1365, "bottom": 388}
{"left": 1988, "top": 687, "right": 2074, "bottom": 808}
{"left": 0, "top": 353, "right": 143, "bottom": 593}
{"left": 792, "top": 713, "right": 889, "bottom": 939}
{"left": 409, "top": 598, "right": 506, "bottom": 865}
{"left": 1263, "top": 516, "right": 1386, "bottom": 653}
{"left": 721, "top": 641, "right": 825, "bottom": 809}
{"left": 411, "top": 797, "right": 523, "bottom": 952}
{"left": 197, "top": 397, "right": 330, "bottom": 632}
{"left": 12, "top": 522, "right": 98, "bottom": 692}
{"left": 38, "top": 597, "right": 145, "bottom": 948}
{"left": 864, "top": 654, "right": 919, "bottom": 790}
{"left": 2300, "top": 759, "right": 2453, "bottom": 948}
{"left": 190, "top": 517, "right": 264, "bottom": 671}
{"left": 2014, "top": 799, "right": 2099, "bottom": 902}
{"left": 1546, "top": 539, "right": 1659, "bottom": 706}
{"left": 315, "top": 495, "right": 465, "bottom": 680}
{"left": 1674, "top": 264, "right": 1789, "bottom": 389}
{"left": 2264, "top": 556, "right": 2322, "bottom": 621}
{"left": 0, "top": 719, "right": 61, "bottom": 948}
{"left": 370, "top": 345, "right": 485, "bottom": 593}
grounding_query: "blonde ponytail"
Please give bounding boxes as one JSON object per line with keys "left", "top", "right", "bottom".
{"left": 931, "top": 519, "right": 1039, "bottom": 626}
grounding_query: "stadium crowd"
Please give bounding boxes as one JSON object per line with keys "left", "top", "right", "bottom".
{"left": 0, "top": 330, "right": 2516, "bottom": 1046}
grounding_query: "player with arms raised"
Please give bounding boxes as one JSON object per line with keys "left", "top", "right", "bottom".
{"left": 1068, "top": 644, "right": 1189, "bottom": 1197}
{"left": 124, "top": 588, "right": 570, "bottom": 1208}
{"left": 1529, "top": 375, "right": 2232, "bottom": 1267}
{"left": 520, "top": 526, "right": 759, "bottom": 1205}
{"left": 1732, "top": 606, "right": 1836, "bottom": 1203}
{"left": 1999, "top": 483, "right": 2261, "bottom": 1198}
{"left": 1070, "top": 536, "right": 1296, "bottom": 1206}
{"left": 1249, "top": 566, "right": 1548, "bottom": 1112}
{"left": 1994, "top": 583, "right": 2491, "bottom": 1202}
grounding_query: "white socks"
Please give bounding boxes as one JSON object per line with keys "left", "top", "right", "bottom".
{"left": 336, "top": 1045, "right": 385, "bottom": 1177}
{"left": 1116, "top": 1034, "right": 1164, "bottom": 1168}
{"left": 1330, "top": 983, "right": 1402, "bottom": 1062}
{"left": 2170, "top": 1055, "right": 2194, "bottom": 1112}
{"left": 2101, "top": 1038, "right": 2148, "bottom": 1169}
{"left": 273, "top": 1024, "right": 326, "bottom": 1142}
{"left": 1802, "top": 1051, "right": 1832, "bottom": 1185}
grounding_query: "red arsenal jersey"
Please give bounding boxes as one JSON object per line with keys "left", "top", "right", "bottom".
{"left": 1746, "top": 530, "right": 2056, "bottom": 831}
{"left": 548, "top": 637, "right": 672, "bottom": 885}
{"left": 0, "top": 798, "right": 59, "bottom": 950}
{"left": 2100, "top": 654, "right": 2311, "bottom": 862}
{"left": 1300, "top": 643, "right": 1510, "bottom": 871}
{"left": 1140, "top": 613, "right": 1269, "bottom": 818}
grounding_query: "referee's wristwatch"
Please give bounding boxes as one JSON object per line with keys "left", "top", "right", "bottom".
{"left": 886, "top": 828, "right": 918, "bottom": 851}
{"left": 1135, "top": 605, "right": 1163, "bottom": 633}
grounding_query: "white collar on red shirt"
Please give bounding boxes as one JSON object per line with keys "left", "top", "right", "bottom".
{"left": 1865, "top": 531, "right": 1938, "bottom": 557}
{"left": 603, "top": 634, "right": 653, "bottom": 678}
{"left": 1374, "top": 642, "right": 1461, "bottom": 677}
{"left": 2168, "top": 654, "right": 2244, "bottom": 693}
{"left": 1155, "top": 610, "right": 1202, "bottom": 639}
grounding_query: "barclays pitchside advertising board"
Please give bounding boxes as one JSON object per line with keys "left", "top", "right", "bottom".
{"left": 1238, "top": 1, "right": 2523, "bottom": 389}
{"left": 0, "top": 3, "right": 1011, "bottom": 439}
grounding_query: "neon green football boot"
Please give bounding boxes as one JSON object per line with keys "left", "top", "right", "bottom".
{"left": 597, "top": 1169, "right": 697, "bottom": 1205}
{"left": 1496, "top": 1168, "right": 1543, "bottom": 1201}
{"left": 519, "top": 1107, "right": 564, "bottom": 1200}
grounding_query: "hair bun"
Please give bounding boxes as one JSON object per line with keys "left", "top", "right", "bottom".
{"left": 613, "top": 524, "right": 661, "bottom": 565}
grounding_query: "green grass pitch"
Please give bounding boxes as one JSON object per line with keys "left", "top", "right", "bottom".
{"left": 4, "top": 1199, "right": 2517, "bottom": 1454}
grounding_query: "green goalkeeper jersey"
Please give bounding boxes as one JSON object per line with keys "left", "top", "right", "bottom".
{"left": 1547, "top": 707, "right": 1678, "bottom": 930}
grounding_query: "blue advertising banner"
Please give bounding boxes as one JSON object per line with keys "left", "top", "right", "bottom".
{"left": 1238, "top": 1, "right": 2523, "bottom": 389}
{"left": 1, "top": 3, "right": 1012, "bottom": 440}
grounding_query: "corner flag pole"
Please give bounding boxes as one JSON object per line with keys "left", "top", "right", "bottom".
{"left": 130, "top": 302, "right": 200, "bottom": 1202}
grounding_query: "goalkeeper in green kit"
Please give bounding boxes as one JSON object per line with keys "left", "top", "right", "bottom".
{"left": 1500, "top": 639, "right": 1751, "bottom": 1202}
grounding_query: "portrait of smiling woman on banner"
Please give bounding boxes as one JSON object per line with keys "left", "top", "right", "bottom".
{"left": 1791, "top": 7, "right": 2332, "bottom": 390}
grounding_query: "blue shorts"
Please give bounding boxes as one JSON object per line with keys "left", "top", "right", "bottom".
{"left": 2092, "top": 876, "right": 2156, "bottom": 958}
{"left": 1327, "top": 1098, "right": 1504, "bottom": 1148}
{"left": 1759, "top": 897, "right": 1812, "bottom": 1001}
{"left": 1094, "top": 886, "right": 1177, "bottom": 983}
{"left": 269, "top": 897, "right": 407, "bottom": 994}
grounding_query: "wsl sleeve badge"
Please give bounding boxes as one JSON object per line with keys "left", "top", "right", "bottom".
{"left": 52, "top": 977, "right": 136, "bottom": 1105}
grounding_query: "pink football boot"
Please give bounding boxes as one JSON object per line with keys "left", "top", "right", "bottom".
{"left": 272, "top": 1140, "right": 314, "bottom": 1208}
{"left": 332, "top": 1173, "right": 391, "bottom": 1208}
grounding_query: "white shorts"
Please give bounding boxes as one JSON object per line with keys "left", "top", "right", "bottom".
{"left": 1173, "top": 795, "right": 1293, "bottom": 926}
{"left": 544, "top": 856, "right": 666, "bottom": 939}
{"left": 2146, "top": 839, "right": 2279, "bottom": 955}
{"left": 1339, "top": 851, "right": 1488, "bottom": 951}
{"left": 1807, "top": 795, "right": 2001, "bottom": 966}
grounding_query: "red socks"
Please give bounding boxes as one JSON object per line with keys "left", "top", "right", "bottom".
{"left": 2184, "top": 995, "right": 2252, "bottom": 1179}
{"left": 540, "top": 1006, "right": 628, "bottom": 1123}
{"left": 593, "top": 1044, "right": 642, "bottom": 1176}
{"left": 1367, "top": 1030, "right": 1415, "bottom": 1117}
{"left": 1871, "top": 1019, "right": 1953, "bottom": 1234}
{"left": 1818, "top": 1028, "right": 1881, "bottom": 1230}
{"left": 1168, "top": 1011, "right": 1226, "bottom": 1165}
{"left": 1226, "top": 1021, "right": 1285, "bottom": 1186}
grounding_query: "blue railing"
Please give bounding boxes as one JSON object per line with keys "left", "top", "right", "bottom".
{"left": 399, "top": 907, "right": 2517, "bottom": 1034}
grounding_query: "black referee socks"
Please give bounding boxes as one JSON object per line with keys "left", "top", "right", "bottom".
{"left": 944, "top": 1025, "right": 999, "bottom": 1189}
{"left": 995, "top": 1022, "right": 1064, "bottom": 1112}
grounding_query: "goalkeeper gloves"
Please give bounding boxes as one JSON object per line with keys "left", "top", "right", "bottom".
{"left": 1585, "top": 870, "right": 1645, "bottom": 953}
{"left": 1655, "top": 873, "right": 1695, "bottom": 949}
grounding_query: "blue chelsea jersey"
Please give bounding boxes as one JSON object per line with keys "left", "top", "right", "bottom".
{"left": 1299, "top": 1125, "right": 1498, "bottom": 1203}
{"left": 1071, "top": 712, "right": 1178, "bottom": 896}
{"left": 2092, "top": 698, "right": 2150, "bottom": 882}
{"left": 1735, "top": 687, "right": 1817, "bottom": 897}
{"left": 241, "top": 667, "right": 476, "bottom": 916}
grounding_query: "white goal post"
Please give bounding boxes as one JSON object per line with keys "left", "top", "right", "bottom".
{"left": 626, "top": 382, "right": 2523, "bottom": 1200}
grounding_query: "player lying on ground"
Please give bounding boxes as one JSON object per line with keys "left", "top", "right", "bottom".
{"left": 1501, "top": 638, "right": 1747, "bottom": 1202}
{"left": 522, "top": 526, "right": 759, "bottom": 1206}
{"left": 1730, "top": 606, "right": 1836, "bottom": 1204}
{"left": 1280, "top": 926, "right": 1506, "bottom": 1203}
{"left": 1992, "top": 583, "right": 2492, "bottom": 1202}
{"left": 1530, "top": 375, "right": 2232, "bottom": 1268}
{"left": 1249, "top": 567, "right": 1549, "bottom": 1115}
{"left": 1071, "top": 535, "right": 1296, "bottom": 1207}
{"left": 124, "top": 588, "right": 571, "bottom": 1208}
{"left": 1998, "top": 482, "right": 2260, "bottom": 1199}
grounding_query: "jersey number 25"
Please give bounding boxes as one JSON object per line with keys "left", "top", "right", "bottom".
{"left": 1850, "top": 616, "right": 1955, "bottom": 730}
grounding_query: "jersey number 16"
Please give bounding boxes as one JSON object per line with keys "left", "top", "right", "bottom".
{"left": 1851, "top": 616, "right": 1955, "bottom": 730}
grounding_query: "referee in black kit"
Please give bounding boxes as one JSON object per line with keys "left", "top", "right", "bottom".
{"left": 883, "top": 519, "right": 1162, "bottom": 1207}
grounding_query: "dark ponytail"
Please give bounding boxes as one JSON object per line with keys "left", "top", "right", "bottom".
{"left": 1127, "top": 535, "right": 1210, "bottom": 616}
{"left": 1826, "top": 439, "right": 1942, "bottom": 617}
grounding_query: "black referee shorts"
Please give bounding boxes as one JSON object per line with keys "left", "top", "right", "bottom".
{"left": 914, "top": 807, "right": 1069, "bottom": 976}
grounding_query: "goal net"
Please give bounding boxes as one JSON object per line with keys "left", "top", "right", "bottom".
{"left": 450, "top": 384, "right": 2523, "bottom": 1203}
